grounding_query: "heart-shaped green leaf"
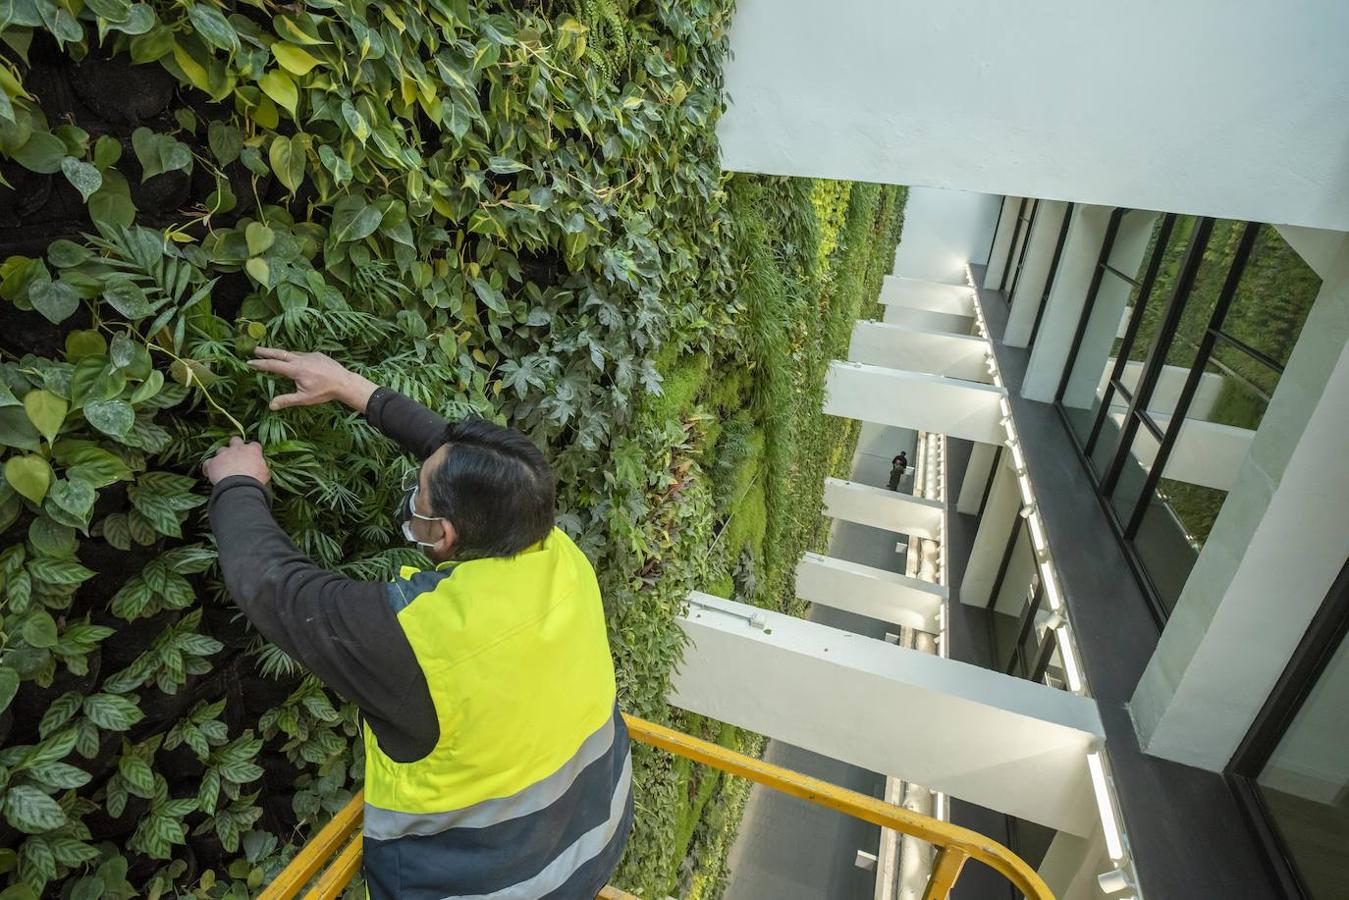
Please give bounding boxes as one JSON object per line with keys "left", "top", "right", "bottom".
{"left": 22, "top": 389, "right": 67, "bottom": 444}
{"left": 4, "top": 454, "right": 52, "bottom": 503}
{"left": 29, "top": 279, "right": 80, "bottom": 323}
{"left": 259, "top": 69, "right": 298, "bottom": 116}
{"left": 60, "top": 156, "right": 103, "bottom": 201}
{"left": 83, "top": 398, "right": 135, "bottom": 437}
{"left": 245, "top": 222, "right": 275, "bottom": 256}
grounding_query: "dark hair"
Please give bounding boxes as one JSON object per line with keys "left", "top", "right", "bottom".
{"left": 424, "top": 418, "right": 556, "bottom": 560}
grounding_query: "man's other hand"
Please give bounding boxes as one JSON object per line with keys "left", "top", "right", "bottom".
{"left": 248, "top": 346, "right": 377, "bottom": 412}
{"left": 203, "top": 437, "right": 271, "bottom": 486}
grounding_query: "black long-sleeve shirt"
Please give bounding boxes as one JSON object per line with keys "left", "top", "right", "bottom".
{"left": 207, "top": 388, "right": 451, "bottom": 762}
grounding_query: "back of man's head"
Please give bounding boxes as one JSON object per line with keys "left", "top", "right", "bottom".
{"left": 426, "top": 418, "right": 556, "bottom": 561}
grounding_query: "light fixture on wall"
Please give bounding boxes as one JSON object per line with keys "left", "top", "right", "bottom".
{"left": 1087, "top": 749, "right": 1127, "bottom": 862}
{"left": 966, "top": 262, "right": 1136, "bottom": 881}
{"left": 1097, "top": 867, "right": 1135, "bottom": 893}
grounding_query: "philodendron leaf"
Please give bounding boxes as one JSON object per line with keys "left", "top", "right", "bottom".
{"left": 61, "top": 157, "right": 103, "bottom": 201}
{"left": 82, "top": 399, "right": 135, "bottom": 438}
{"left": 267, "top": 134, "right": 305, "bottom": 193}
{"left": 330, "top": 195, "right": 381, "bottom": 243}
{"left": 131, "top": 126, "right": 161, "bottom": 179}
{"left": 187, "top": 3, "right": 239, "bottom": 53}
{"left": 4, "top": 454, "right": 52, "bottom": 503}
{"left": 245, "top": 222, "right": 275, "bottom": 256}
{"left": 272, "top": 42, "right": 321, "bottom": 76}
{"left": 29, "top": 279, "right": 80, "bottom": 323}
{"left": 22, "top": 389, "right": 67, "bottom": 444}
{"left": 258, "top": 69, "right": 298, "bottom": 116}
{"left": 244, "top": 257, "right": 270, "bottom": 287}
{"left": 207, "top": 120, "right": 242, "bottom": 166}
{"left": 12, "top": 131, "right": 65, "bottom": 174}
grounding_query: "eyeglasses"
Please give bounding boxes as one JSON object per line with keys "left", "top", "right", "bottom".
{"left": 401, "top": 468, "right": 420, "bottom": 493}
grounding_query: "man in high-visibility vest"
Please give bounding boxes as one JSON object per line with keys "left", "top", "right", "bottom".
{"left": 203, "top": 347, "right": 633, "bottom": 899}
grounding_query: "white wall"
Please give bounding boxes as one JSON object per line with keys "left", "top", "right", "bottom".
{"left": 891, "top": 187, "right": 1003, "bottom": 284}
{"left": 719, "top": 0, "right": 1349, "bottom": 231}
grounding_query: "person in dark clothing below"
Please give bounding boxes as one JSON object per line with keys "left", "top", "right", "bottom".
{"left": 888, "top": 451, "right": 909, "bottom": 491}
{"left": 202, "top": 347, "right": 633, "bottom": 900}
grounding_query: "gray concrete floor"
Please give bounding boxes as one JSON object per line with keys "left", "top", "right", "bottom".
{"left": 723, "top": 425, "right": 915, "bottom": 900}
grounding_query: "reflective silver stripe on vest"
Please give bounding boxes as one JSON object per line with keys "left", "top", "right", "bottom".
{"left": 443, "top": 752, "right": 633, "bottom": 900}
{"left": 363, "top": 712, "right": 617, "bottom": 840}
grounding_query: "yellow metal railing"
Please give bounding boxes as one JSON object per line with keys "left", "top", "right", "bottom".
{"left": 260, "top": 715, "right": 1054, "bottom": 900}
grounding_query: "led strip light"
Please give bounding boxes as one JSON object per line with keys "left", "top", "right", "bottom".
{"left": 964, "top": 264, "right": 1133, "bottom": 877}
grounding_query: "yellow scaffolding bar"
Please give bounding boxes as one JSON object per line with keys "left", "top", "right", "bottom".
{"left": 260, "top": 714, "right": 1055, "bottom": 900}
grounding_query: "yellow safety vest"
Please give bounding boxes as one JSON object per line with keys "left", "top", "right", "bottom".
{"left": 361, "top": 528, "right": 633, "bottom": 899}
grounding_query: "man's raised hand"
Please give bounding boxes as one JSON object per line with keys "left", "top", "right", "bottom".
{"left": 203, "top": 437, "right": 271, "bottom": 486}
{"left": 248, "top": 347, "right": 378, "bottom": 413}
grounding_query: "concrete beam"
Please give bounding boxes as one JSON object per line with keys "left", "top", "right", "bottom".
{"left": 825, "top": 361, "right": 1006, "bottom": 444}
{"left": 879, "top": 275, "right": 976, "bottom": 317}
{"left": 823, "top": 477, "right": 944, "bottom": 540}
{"left": 796, "top": 553, "right": 945, "bottom": 632}
{"left": 881, "top": 305, "right": 974, "bottom": 335}
{"left": 1105, "top": 410, "right": 1255, "bottom": 492}
{"left": 848, "top": 321, "right": 992, "bottom": 383}
{"left": 671, "top": 593, "right": 1104, "bottom": 836}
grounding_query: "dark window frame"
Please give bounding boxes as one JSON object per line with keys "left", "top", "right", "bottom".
{"left": 1052, "top": 211, "right": 1267, "bottom": 625}
{"left": 1227, "top": 556, "right": 1349, "bottom": 900}
{"left": 1005, "top": 199, "right": 1041, "bottom": 304}
{"left": 999, "top": 198, "right": 1036, "bottom": 296}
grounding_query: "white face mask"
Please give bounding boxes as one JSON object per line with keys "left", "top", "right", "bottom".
{"left": 398, "top": 471, "right": 444, "bottom": 549}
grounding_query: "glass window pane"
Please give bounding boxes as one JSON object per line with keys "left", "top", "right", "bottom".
{"left": 1060, "top": 211, "right": 1162, "bottom": 442}
{"left": 1120, "top": 214, "right": 1201, "bottom": 368}
{"left": 1132, "top": 483, "right": 1216, "bottom": 614}
{"left": 1256, "top": 632, "right": 1349, "bottom": 900}
{"left": 1088, "top": 402, "right": 1127, "bottom": 480}
{"left": 1192, "top": 344, "right": 1273, "bottom": 430}
{"left": 1223, "top": 225, "right": 1322, "bottom": 369}
{"left": 1108, "top": 422, "right": 1156, "bottom": 525}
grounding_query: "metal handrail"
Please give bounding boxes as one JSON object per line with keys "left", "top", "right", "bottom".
{"left": 260, "top": 714, "right": 1055, "bottom": 900}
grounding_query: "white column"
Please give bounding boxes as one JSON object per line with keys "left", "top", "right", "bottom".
{"left": 956, "top": 442, "right": 998, "bottom": 515}
{"left": 848, "top": 321, "right": 992, "bottom": 382}
{"left": 671, "top": 593, "right": 1105, "bottom": 836}
{"left": 959, "top": 455, "right": 1020, "bottom": 608}
{"left": 825, "top": 361, "right": 1006, "bottom": 444}
{"left": 1005, "top": 201, "right": 1071, "bottom": 348}
{"left": 823, "top": 477, "right": 944, "bottom": 539}
{"left": 1030, "top": 209, "right": 1157, "bottom": 407}
{"left": 1020, "top": 205, "right": 1111, "bottom": 402}
{"left": 1132, "top": 240, "right": 1349, "bottom": 770}
{"left": 982, "top": 197, "right": 1023, "bottom": 289}
{"left": 796, "top": 553, "right": 945, "bottom": 632}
